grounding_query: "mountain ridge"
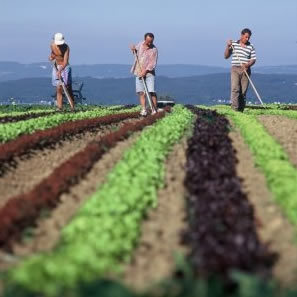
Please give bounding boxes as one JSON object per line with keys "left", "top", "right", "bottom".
{"left": 0, "top": 73, "right": 296, "bottom": 105}
{"left": 0, "top": 62, "right": 296, "bottom": 82}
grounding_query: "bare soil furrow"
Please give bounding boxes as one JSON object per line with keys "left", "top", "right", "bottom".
{"left": 0, "top": 112, "right": 139, "bottom": 175}
{"left": 123, "top": 139, "right": 188, "bottom": 291}
{"left": 258, "top": 115, "right": 297, "bottom": 167}
{"left": 229, "top": 127, "right": 297, "bottom": 286}
{"left": 0, "top": 110, "right": 168, "bottom": 257}
{"left": 0, "top": 133, "right": 141, "bottom": 270}
{"left": 0, "top": 118, "right": 137, "bottom": 207}
{"left": 183, "top": 106, "right": 276, "bottom": 280}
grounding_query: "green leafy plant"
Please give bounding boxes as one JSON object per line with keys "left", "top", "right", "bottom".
{"left": 0, "top": 106, "right": 139, "bottom": 143}
{"left": 0, "top": 109, "right": 52, "bottom": 118}
{"left": 4, "top": 105, "right": 194, "bottom": 296}
{"left": 215, "top": 106, "right": 297, "bottom": 227}
{"left": 213, "top": 104, "right": 297, "bottom": 119}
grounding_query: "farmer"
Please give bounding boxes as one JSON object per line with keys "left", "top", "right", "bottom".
{"left": 49, "top": 32, "right": 75, "bottom": 111}
{"left": 224, "top": 28, "right": 256, "bottom": 112}
{"left": 130, "top": 33, "right": 158, "bottom": 116}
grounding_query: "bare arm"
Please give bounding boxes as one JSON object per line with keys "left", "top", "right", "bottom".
{"left": 62, "top": 47, "right": 70, "bottom": 69}
{"left": 244, "top": 59, "right": 256, "bottom": 70}
{"left": 130, "top": 41, "right": 142, "bottom": 53}
{"left": 49, "top": 43, "right": 56, "bottom": 61}
{"left": 224, "top": 40, "right": 233, "bottom": 59}
{"left": 130, "top": 44, "right": 137, "bottom": 52}
{"left": 247, "top": 46, "right": 256, "bottom": 68}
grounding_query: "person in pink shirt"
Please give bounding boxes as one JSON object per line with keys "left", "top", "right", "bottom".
{"left": 130, "top": 33, "right": 158, "bottom": 116}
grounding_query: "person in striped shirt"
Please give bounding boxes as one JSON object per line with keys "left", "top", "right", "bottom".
{"left": 224, "top": 28, "right": 256, "bottom": 111}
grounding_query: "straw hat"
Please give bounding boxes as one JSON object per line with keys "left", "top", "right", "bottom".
{"left": 54, "top": 33, "right": 65, "bottom": 45}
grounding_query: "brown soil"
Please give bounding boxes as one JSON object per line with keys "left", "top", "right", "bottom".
{"left": 122, "top": 139, "right": 188, "bottom": 291}
{"left": 0, "top": 119, "right": 137, "bottom": 209}
{"left": 258, "top": 115, "right": 297, "bottom": 167}
{"left": 0, "top": 131, "right": 141, "bottom": 271}
{"left": 229, "top": 127, "right": 297, "bottom": 286}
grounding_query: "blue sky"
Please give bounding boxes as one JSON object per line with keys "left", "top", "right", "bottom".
{"left": 0, "top": 0, "right": 296, "bottom": 66}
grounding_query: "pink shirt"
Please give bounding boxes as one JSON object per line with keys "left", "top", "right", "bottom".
{"left": 131, "top": 41, "right": 158, "bottom": 76}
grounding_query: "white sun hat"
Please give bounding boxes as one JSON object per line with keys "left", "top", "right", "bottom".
{"left": 54, "top": 33, "right": 65, "bottom": 45}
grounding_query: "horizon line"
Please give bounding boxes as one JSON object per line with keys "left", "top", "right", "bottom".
{"left": 0, "top": 61, "right": 296, "bottom": 68}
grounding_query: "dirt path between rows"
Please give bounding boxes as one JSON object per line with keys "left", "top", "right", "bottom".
{"left": 0, "top": 118, "right": 138, "bottom": 208}
{"left": 229, "top": 127, "right": 297, "bottom": 286}
{"left": 0, "top": 131, "right": 141, "bottom": 271}
{"left": 122, "top": 138, "right": 188, "bottom": 291}
{"left": 257, "top": 115, "right": 297, "bottom": 167}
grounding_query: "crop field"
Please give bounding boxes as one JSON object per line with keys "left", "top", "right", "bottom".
{"left": 1, "top": 103, "right": 297, "bottom": 297}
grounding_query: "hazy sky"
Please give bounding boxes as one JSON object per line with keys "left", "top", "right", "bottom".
{"left": 0, "top": 0, "right": 296, "bottom": 66}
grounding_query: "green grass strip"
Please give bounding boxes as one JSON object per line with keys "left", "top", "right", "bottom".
{"left": 107, "top": 105, "right": 123, "bottom": 109}
{"left": 0, "top": 109, "right": 53, "bottom": 118}
{"left": 0, "top": 106, "right": 139, "bottom": 143}
{"left": 245, "top": 109, "right": 297, "bottom": 119}
{"left": 5, "top": 105, "right": 194, "bottom": 296}
{"left": 0, "top": 105, "right": 126, "bottom": 119}
{"left": 215, "top": 106, "right": 297, "bottom": 225}
{"left": 0, "top": 104, "right": 101, "bottom": 114}
{"left": 0, "top": 105, "right": 52, "bottom": 114}
{"left": 212, "top": 104, "right": 297, "bottom": 119}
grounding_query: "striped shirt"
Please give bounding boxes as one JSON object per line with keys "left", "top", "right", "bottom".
{"left": 231, "top": 41, "right": 256, "bottom": 66}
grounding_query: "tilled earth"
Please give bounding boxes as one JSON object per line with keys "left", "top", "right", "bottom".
{"left": 0, "top": 132, "right": 141, "bottom": 271}
{"left": 1, "top": 109, "right": 297, "bottom": 293}
{"left": 123, "top": 139, "right": 189, "bottom": 291}
{"left": 258, "top": 115, "right": 297, "bottom": 167}
{"left": 183, "top": 107, "right": 276, "bottom": 279}
{"left": 0, "top": 118, "right": 142, "bottom": 270}
{"left": 0, "top": 118, "right": 138, "bottom": 208}
{"left": 229, "top": 127, "right": 297, "bottom": 286}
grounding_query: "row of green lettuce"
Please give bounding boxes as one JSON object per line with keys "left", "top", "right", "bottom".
{"left": 5, "top": 258, "right": 297, "bottom": 297}
{"left": 212, "top": 104, "right": 297, "bottom": 119}
{"left": 0, "top": 106, "right": 139, "bottom": 143}
{"left": 0, "top": 109, "right": 53, "bottom": 118}
{"left": 0, "top": 105, "right": 53, "bottom": 115}
{"left": 0, "top": 106, "right": 99, "bottom": 118}
{"left": 3, "top": 105, "right": 194, "bottom": 297}
{"left": 216, "top": 106, "right": 297, "bottom": 225}
{"left": 0, "top": 104, "right": 103, "bottom": 116}
{"left": 242, "top": 108, "right": 297, "bottom": 119}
